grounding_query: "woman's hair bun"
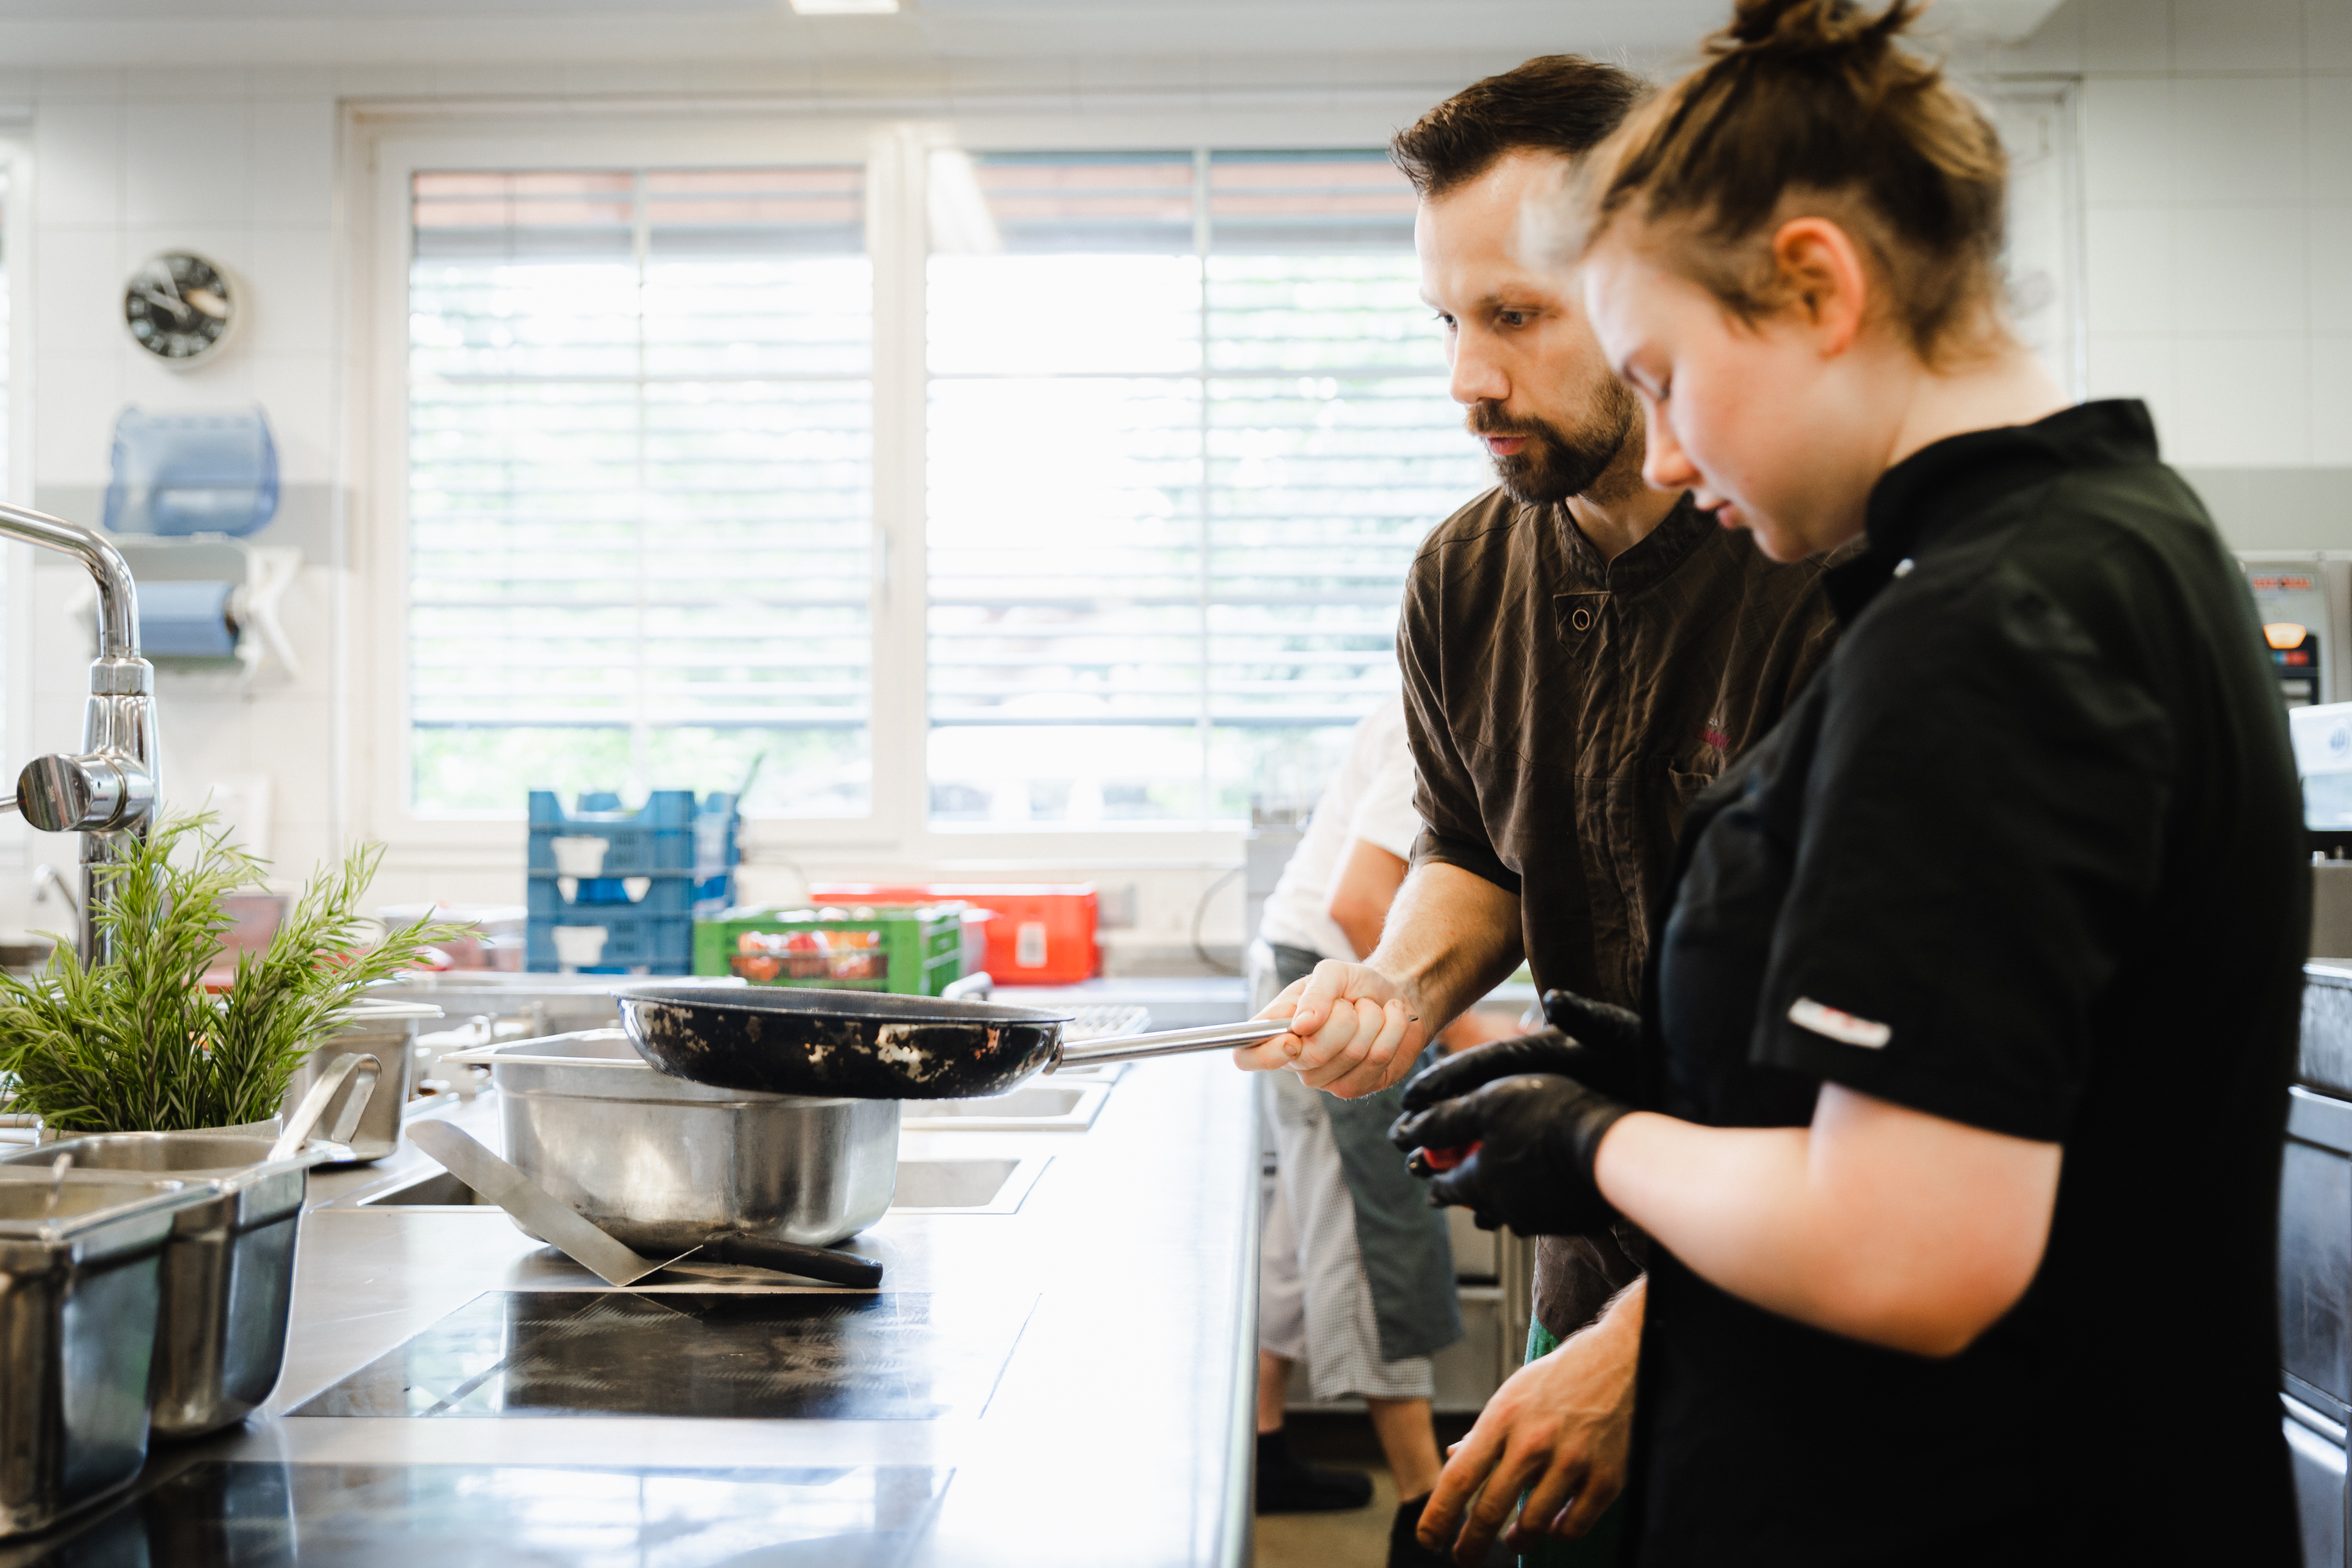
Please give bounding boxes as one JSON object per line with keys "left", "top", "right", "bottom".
{"left": 1714, "top": 0, "right": 1921, "bottom": 59}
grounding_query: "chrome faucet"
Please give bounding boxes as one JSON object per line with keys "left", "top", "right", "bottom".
{"left": 0, "top": 504, "right": 157, "bottom": 962}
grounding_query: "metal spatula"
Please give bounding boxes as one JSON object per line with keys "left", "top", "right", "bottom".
{"left": 407, "top": 1121, "right": 698, "bottom": 1288}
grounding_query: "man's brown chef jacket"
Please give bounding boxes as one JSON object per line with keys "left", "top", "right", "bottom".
{"left": 1399, "top": 488, "right": 1841, "bottom": 1341}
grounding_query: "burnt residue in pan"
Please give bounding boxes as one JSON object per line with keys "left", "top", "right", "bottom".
{"left": 619, "top": 988, "right": 1066, "bottom": 1099}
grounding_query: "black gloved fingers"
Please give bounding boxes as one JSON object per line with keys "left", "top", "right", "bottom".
{"left": 1426, "top": 1154, "right": 1486, "bottom": 1211}
{"left": 1389, "top": 1092, "right": 1489, "bottom": 1156}
{"left": 1541, "top": 989, "right": 1643, "bottom": 1054}
{"left": 1397, "top": 1029, "right": 1583, "bottom": 1114}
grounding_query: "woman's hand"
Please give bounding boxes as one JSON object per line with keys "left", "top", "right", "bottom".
{"left": 1399, "top": 1026, "right": 1636, "bottom": 1105}
{"left": 1419, "top": 1281, "right": 1645, "bottom": 1564}
{"left": 1391, "top": 1070, "right": 1631, "bottom": 1235}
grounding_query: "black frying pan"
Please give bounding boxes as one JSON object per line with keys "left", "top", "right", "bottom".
{"left": 617, "top": 984, "right": 1291, "bottom": 1099}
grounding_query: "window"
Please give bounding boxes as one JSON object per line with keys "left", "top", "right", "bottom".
{"left": 924, "top": 151, "right": 1481, "bottom": 827}
{"left": 407, "top": 166, "right": 872, "bottom": 815}
{"left": 393, "top": 135, "right": 1487, "bottom": 842}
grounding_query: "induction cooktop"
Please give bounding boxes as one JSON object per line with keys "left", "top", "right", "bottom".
{"left": 24, "top": 1460, "right": 949, "bottom": 1568}
{"left": 293, "top": 1291, "right": 1036, "bottom": 1422}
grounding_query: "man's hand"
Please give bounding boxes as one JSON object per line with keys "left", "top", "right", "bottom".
{"left": 1420, "top": 1281, "right": 1645, "bottom": 1564}
{"left": 1231, "top": 959, "right": 1425, "bottom": 1099}
{"left": 1390, "top": 1073, "right": 1630, "bottom": 1235}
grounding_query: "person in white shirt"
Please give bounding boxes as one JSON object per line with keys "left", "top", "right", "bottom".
{"left": 1250, "top": 694, "right": 1507, "bottom": 1566}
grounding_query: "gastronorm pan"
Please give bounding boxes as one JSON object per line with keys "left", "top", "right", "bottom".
{"left": 0, "top": 1172, "right": 209, "bottom": 1536}
{"left": 0, "top": 1132, "right": 348, "bottom": 1440}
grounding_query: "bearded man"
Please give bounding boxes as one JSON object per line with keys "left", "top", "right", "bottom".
{"left": 1237, "top": 56, "right": 1845, "bottom": 1566}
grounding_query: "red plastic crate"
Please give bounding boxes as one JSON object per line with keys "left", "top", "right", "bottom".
{"left": 808, "top": 882, "right": 1098, "bottom": 985}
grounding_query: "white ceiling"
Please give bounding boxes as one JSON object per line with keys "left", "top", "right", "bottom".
{"left": 0, "top": 0, "right": 2065, "bottom": 70}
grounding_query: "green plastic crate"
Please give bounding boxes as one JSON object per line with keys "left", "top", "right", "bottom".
{"left": 694, "top": 903, "right": 965, "bottom": 995}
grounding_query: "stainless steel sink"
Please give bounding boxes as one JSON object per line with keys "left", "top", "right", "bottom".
{"left": 901, "top": 1084, "right": 1107, "bottom": 1132}
{"left": 350, "top": 1155, "right": 1048, "bottom": 1217}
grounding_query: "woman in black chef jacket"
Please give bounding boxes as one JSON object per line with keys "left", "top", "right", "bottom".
{"left": 1383, "top": 2, "right": 2309, "bottom": 1564}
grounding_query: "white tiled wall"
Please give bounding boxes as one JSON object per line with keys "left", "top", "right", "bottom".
{"left": 15, "top": 70, "right": 346, "bottom": 925}
{"left": 1998, "top": 0, "right": 2352, "bottom": 473}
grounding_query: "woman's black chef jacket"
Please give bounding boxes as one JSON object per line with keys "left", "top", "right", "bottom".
{"left": 1623, "top": 401, "right": 2304, "bottom": 1567}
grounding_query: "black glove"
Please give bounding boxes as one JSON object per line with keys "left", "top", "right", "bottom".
{"left": 1541, "top": 988, "right": 1641, "bottom": 1059}
{"left": 1387, "top": 1072, "right": 1631, "bottom": 1237}
{"left": 1397, "top": 1026, "right": 1633, "bottom": 1113}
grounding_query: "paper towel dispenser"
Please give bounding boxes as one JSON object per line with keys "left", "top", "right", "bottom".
{"left": 103, "top": 407, "right": 279, "bottom": 538}
{"left": 85, "top": 537, "right": 300, "bottom": 678}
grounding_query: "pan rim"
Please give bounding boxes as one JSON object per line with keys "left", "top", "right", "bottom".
{"left": 612, "top": 983, "right": 1074, "bottom": 1026}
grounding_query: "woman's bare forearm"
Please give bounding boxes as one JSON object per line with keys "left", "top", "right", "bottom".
{"left": 1364, "top": 862, "right": 1524, "bottom": 1033}
{"left": 1593, "top": 1086, "right": 2060, "bottom": 1357}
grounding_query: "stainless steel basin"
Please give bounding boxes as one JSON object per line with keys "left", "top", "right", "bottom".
{"left": 901, "top": 1084, "right": 1106, "bottom": 1131}
{"left": 0, "top": 1173, "right": 209, "bottom": 1537}
{"left": 439, "top": 1030, "right": 900, "bottom": 1249}
{"left": 0, "top": 1133, "right": 324, "bottom": 1440}
{"left": 281, "top": 1002, "right": 443, "bottom": 1165}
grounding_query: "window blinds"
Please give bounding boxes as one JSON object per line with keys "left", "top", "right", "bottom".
{"left": 407, "top": 167, "right": 872, "bottom": 814}
{"left": 924, "top": 150, "right": 1484, "bottom": 825}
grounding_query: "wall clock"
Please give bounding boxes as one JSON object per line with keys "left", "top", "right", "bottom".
{"left": 123, "top": 252, "right": 238, "bottom": 366}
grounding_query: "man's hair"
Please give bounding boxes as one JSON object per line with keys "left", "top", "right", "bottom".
{"left": 1390, "top": 56, "right": 1650, "bottom": 200}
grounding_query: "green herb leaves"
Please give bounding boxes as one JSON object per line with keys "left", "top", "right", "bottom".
{"left": 0, "top": 815, "right": 467, "bottom": 1134}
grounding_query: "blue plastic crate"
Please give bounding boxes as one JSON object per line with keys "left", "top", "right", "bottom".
{"left": 525, "top": 907, "right": 694, "bottom": 974}
{"left": 526, "top": 788, "right": 741, "bottom": 968}
{"left": 529, "top": 790, "right": 700, "bottom": 875}
{"left": 528, "top": 876, "right": 697, "bottom": 919}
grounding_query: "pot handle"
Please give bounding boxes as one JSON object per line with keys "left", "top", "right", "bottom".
{"left": 1049, "top": 1015, "right": 1296, "bottom": 1071}
{"left": 270, "top": 1053, "right": 380, "bottom": 1162}
{"left": 708, "top": 1234, "right": 884, "bottom": 1289}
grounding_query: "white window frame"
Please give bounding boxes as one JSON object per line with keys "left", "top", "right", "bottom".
{"left": 350, "top": 99, "right": 1447, "bottom": 877}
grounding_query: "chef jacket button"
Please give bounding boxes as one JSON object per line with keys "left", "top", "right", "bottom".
{"left": 1571, "top": 607, "right": 1593, "bottom": 632}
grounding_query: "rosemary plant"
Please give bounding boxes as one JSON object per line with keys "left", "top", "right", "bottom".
{"left": 0, "top": 814, "right": 466, "bottom": 1134}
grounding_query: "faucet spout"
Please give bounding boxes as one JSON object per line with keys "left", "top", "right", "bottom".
{"left": 0, "top": 504, "right": 138, "bottom": 660}
{"left": 0, "top": 504, "right": 158, "bottom": 962}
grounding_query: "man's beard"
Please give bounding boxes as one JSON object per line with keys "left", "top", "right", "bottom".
{"left": 1468, "top": 379, "right": 1640, "bottom": 506}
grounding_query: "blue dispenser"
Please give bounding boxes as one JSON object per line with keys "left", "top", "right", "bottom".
{"left": 103, "top": 407, "right": 280, "bottom": 538}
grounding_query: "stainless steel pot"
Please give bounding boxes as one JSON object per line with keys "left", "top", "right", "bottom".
{"left": 0, "top": 1133, "right": 339, "bottom": 1441}
{"left": 281, "top": 1001, "right": 443, "bottom": 1164}
{"left": 0, "top": 1172, "right": 209, "bottom": 1537}
{"left": 443, "top": 1029, "right": 898, "bottom": 1250}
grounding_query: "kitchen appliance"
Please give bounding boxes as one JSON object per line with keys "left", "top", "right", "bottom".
{"left": 439, "top": 1029, "right": 902, "bottom": 1250}
{"left": 618, "top": 984, "right": 1293, "bottom": 1099}
{"left": 2241, "top": 553, "right": 2352, "bottom": 710}
{"left": 0, "top": 1128, "right": 355, "bottom": 1441}
{"left": 0, "top": 1172, "right": 209, "bottom": 1536}
{"left": 296, "top": 1289, "right": 1031, "bottom": 1423}
{"left": 2281, "top": 966, "right": 2352, "bottom": 1567}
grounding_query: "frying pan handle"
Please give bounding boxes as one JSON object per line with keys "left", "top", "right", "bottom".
{"left": 1049, "top": 1016, "right": 1296, "bottom": 1070}
{"left": 708, "top": 1234, "right": 884, "bottom": 1289}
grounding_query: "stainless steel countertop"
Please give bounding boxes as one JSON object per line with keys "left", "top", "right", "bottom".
{"left": 1, "top": 1053, "right": 1261, "bottom": 1568}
